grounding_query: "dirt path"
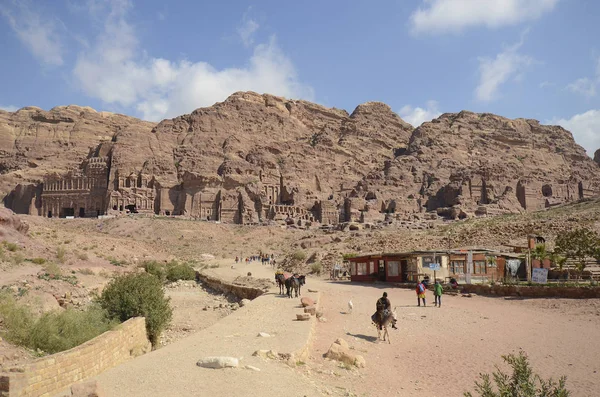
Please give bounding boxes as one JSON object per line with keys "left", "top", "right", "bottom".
{"left": 87, "top": 262, "right": 326, "bottom": 397}
{"left": 304, "top": 282, "right": 600, "bottom": 397}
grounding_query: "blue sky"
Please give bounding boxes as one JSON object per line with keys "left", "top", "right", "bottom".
{"left": 1, "top": 0, "right": 599, "bottom": 154}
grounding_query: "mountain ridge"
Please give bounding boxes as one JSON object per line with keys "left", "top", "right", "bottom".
{"left": 1, "top": 91, "right": 598, "bottom": 224}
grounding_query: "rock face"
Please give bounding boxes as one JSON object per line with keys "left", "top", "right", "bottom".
{"left": 1, "top": 95, "right": 599, "bottom": 223}
{"left": 357, "top": 111, "right": 600, "bottom": 220}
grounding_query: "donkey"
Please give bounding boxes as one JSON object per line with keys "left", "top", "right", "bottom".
{"left": 371, "top": 308, "right": 398, "bottom": 344}
{"left": 285, "top": 274, "right": 306, "bottom": 298}
{"left": 275, "top": 273, "right": 286, "bottom": 295}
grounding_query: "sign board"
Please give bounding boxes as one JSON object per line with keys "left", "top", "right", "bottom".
{"left": 532, "top": 268, "right": 548, "bottom": 284}
{"left": 428, "top": 263, "right": 441, "bottom": 271}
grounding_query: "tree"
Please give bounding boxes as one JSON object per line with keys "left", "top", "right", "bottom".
{"left": 531, "top": 244, "right": 548, "bottom": 263}
{"left": 464, "top": 351, "right": 570, "bottom": 397}
{"left": 554, "top": 228, "right": 600, "bottom": 279}
{"left": 99, "top": 273, "right": 173, "bottom": 347}
{"left": 549, "top": 252, "right": 567, "bottom": 271}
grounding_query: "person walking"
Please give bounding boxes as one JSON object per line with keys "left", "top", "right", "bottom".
{"left": 416, "top": 280, "right": 427, "bottom": 307}
{"left": 434, "top": 280, "right": 443, "bottom": 308}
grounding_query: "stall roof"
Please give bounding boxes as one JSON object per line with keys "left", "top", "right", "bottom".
{"left": 346, "top": 249, "right": 523, "bottom": 261}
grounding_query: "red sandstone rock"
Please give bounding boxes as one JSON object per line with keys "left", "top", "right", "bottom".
{"left": 300, "top": 297, "right": 315, "bottom": 307}
{"left": 304, "top": 305, "right": 316, "bottom": 315}
{"left": 2, "top": 94, "right": 598, "bottom": 223}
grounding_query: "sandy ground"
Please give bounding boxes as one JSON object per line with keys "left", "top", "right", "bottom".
{"left": 303, "top": 281, "right": 600, "bottom": 397}
{"left": 2, "top": 214, "right": 600, "bottom": 396}
{"left": 195, "top": 261, "right": 600, "bottom": 396}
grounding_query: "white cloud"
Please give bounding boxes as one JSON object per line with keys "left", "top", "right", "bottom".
{"left": 566, "top": 78, "right": 596, "bottom": 98}
{"left": 409, "top": 0, "right": 559, "bottom": 35}
{"left": 548, "top": 110, "right": 600, "bottom": 156}
{"left": 475, "top": 32, "right": 533, "bottom": 102}
{"left": 238, "top": 10, "right": 259, "bottom": 47}
{"left": 566, "top": 57, "right": 600, "bottom": 98}
{"left": 0, "top": 105, "right": 19, "bottom": 112}
{"left": 73, "top": 1, "right": 312, "bottom": 121}
{"left": 399, "top": 100, "right": 442, "bottom": 127}
{"left": 539, "top": 81, "right": 554, "bottom": 88}
{"left": 0, "top": 1, "right": 64, "bottom": 66}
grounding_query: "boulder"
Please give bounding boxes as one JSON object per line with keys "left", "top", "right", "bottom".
{"left": 300, "top": 297, "right": 315, "bottom": 307}
{"left": 325, "top": 339, "right": 365, "bottom": 368}
{"left": 71, "top": 381, "right": 104, "bottom": 397}
{"left": 296, "top": 313, "right": 311, "bottom": 321}
{"left": 304, "top": 306, "right": 316, "bottom": 316}
{"left": 257, "top": 332, "right": 271, "bottom": 338}
{"left": 240, "top": 299, "right": 251, "bottom": 307}
{"left": 196, "top": 356, "right": 239, "bottom": 369}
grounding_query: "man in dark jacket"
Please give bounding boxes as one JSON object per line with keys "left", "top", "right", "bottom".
{"left": 376, "top": 292, "right": 397, "bottom": 329}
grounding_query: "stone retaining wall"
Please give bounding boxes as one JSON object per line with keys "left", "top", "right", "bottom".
{"left": 195, "top": 272, "right": 265, "bottom": 300}
{"left": 393, "top": 282, "right": 600, "bottom": 298}
{"left": 460, "top": 284, "right": 600, "bottom": 298}
{"left": 0, "top": 317, "right": 150, "bottom": 397}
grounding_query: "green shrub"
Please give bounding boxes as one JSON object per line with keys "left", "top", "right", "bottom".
{"left": 0, "top": 293, "right": 35, "bottom": 347}
{"left": 464, "top": 351, "right": 570, "bottom": 397}
{"left": 0, "top": 294, "right": 115, "bottom": 354}
{"left": 99, "top": 273, "right": 172, "bottom": 347}
{"left": 291, "top": 250, "right": 307, "bottom": 262}
{"left": 310, "top": 262, "right": 322, "bottom": 275}
{"left": 4, "top": 242, "right": 18, "bottom": 252}
{"left": 142, "top": 261, "right": 167, "bottom": 281}
{"left": 31, "top": 258, "right": 47, "bottom": 265}
{"left": 43, "top": 262, "right": 62, "bottom": 277}
{"left": 165, "top": 262, "right": 196, "bottom": 282}
{"left": 27, "top": 305, "right": 116, "bottom": 354}
{"left": 342, "top": 253, "right": 358, "bottom": 261}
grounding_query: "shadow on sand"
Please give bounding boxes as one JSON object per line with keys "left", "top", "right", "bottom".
{"left": 346, "top": 332, "right": 378, "bottom": 343}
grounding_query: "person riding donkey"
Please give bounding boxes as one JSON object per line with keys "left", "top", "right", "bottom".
{"left": 375, "top": 292, "right": 397, "bottom": 330}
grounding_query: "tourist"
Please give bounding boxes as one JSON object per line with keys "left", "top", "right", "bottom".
{"left": 434, "top": 280, "right": 443, "bottom": 308}
{"left": 450, "top": 277, "right": 459, "bottom": 289}
{"left": 416, "top": 280, "right": 427, "bottom": 307}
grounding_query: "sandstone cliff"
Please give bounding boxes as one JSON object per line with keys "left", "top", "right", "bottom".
{"left": 0, "top": 105, "right": 154, "bottom": 196}
{"left": 355, "top": 111, "right": 600, "bottom": 220}
{"left": 1, "top": 93, "right": 598, "bottom": 224}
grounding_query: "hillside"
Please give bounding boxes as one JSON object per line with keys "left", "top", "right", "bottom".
{"left": 1, "top": 92, "right": 598, "bottom": 224}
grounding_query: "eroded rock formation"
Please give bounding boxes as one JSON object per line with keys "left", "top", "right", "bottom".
{"left": 1, "top": 93, "right": 599, "bottom": 223}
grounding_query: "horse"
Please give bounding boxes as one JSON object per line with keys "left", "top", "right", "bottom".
{"left": 371, "top": 308, "right": 398, "bottom": 344}
{"left": 275, "top": 273, "right": 286, "bottom": 295}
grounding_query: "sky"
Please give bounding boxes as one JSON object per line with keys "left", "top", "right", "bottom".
{"left": 0, "top": 0, "right": 599, "bottom": 155}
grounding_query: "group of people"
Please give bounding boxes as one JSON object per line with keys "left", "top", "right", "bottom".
{"left": 235, "top": 253, "right": 275, "bottom": 266}
{"left": 415, "top": 279, "right": 444, "bottom": 307}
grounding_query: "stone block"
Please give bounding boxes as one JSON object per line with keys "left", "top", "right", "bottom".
{"left": 296, "top": 313, "right": 311, "bottom": 321}
{"left": 300, "top": 297, "right": 315, "bottom": 307}
{"left": 304, "top": 306, "right": 316, "bottom": 315}
{"left": 196, "top": 356, "right": 239, "bottom": 369}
